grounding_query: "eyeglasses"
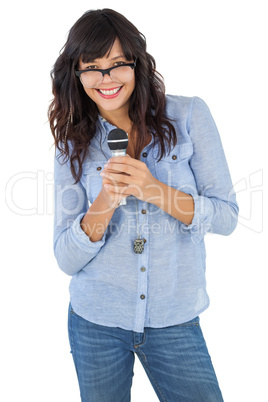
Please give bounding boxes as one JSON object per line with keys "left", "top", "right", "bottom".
{"left": 75, "top": 60, "right": 137, "bottom": 89}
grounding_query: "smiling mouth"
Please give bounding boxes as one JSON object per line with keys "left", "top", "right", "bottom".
{"left": 96, "top": 86, "right": 123, "bottom": 97}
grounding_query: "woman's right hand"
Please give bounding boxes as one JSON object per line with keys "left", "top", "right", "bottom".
{"left": 100, "top": 171, "right": 129, "bottom": 210}
{"left": 81, "top": 171, "right": 128, "bottom": 242}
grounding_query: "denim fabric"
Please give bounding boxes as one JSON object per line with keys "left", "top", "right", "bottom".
{"left": 54, "top": 95, "right": 239, "bottom": 333}
{"left": 68, "top": 304, "right": 224, "bottom": 402}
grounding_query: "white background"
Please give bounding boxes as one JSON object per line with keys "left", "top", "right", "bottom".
{"left": 1, "top": 0, "right": 267, "bottom": 401}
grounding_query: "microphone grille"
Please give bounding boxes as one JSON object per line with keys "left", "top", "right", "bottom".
{"left": 107, "top": 129, "right": 129, "bottom": 150}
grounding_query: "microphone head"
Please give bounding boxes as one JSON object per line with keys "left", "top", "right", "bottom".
{"left": 107, "top": 128, "right": 129, "bottom": 151}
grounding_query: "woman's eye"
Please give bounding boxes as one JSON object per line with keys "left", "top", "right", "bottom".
{"left": 114, "top": 61, "right": 126, "bottom": 66}
{"left": 86, "top": 65, "right": 98, "bottom": 70}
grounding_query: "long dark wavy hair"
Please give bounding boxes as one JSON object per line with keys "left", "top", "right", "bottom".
{"left": 48, "top": 8, "right": 177, "bottom": 183}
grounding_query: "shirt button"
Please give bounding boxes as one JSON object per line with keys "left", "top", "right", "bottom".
{"left": 140, "top": 294, "right": 146, "bottom": 300}
{"left": 140, "top": 267, "right": 146, "bottom": 272}
{"left": 142, "top": 152, "right": 148, "bottom": 157}
{"left": 96, "top": 166, "right": 102, "bottom": 171}
{"left": 172, "top": 155, "right": 177, "bottom": 160}
{"left": 141, "top": 209, "right": 147, "bottom": 214}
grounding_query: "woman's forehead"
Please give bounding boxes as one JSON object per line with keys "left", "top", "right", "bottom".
{"left": 79, "top": 38, "right": 133, "bottom": 64}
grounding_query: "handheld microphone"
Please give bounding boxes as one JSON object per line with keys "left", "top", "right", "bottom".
{"left": 107, "top": 128, "right": 129, "bottom": 206}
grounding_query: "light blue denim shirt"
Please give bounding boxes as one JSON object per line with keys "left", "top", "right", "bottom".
{"left": 53, "top": 95, "right": 238, "bottom": 333}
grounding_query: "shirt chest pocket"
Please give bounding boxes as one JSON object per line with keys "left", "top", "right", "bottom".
{"left": 154, "top": 143, "right": 194, "bottom": 189}
{"left": 81, "top": 161, "right": 105, "bottom": 204}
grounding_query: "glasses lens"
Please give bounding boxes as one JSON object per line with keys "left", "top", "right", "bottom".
{"left": 80, "top": 71, "right": 103, "bottom": 88}
{"left": 79, "top": 65, "right": 135, "bottom": 88}
{"left": 110, "top": 65, "right": 134, "bottom": 84}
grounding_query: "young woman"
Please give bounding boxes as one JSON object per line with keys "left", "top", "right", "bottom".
{"left": 49, "top": 8, "right": 238, "bottom": 402}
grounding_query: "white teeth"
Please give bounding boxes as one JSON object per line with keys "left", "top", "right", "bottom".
{"left": 98, "top": 87, "right": 121, "bottom": 95}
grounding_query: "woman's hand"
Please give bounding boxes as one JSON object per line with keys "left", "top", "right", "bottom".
{"left": 99, "top": 169, "right": 128, "bottom": 209}
{"left": 99, "top": 154, "right": 194, "bottom": 225}
{"left": 100, "top": 154, "right": 160, "bottom": 203}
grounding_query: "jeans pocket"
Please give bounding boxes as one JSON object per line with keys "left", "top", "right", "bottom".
{"left": 69, "top": 304, "right": 75, "bottom": 315}
{"left": 69, "top": 302, "right": 79, "bottom": 317}
{"left": 173, "top": 316, "right": 200, "bottom": 328}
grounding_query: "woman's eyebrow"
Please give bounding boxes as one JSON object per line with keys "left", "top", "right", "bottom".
{"left": 80, "top": 54, "right": 126, "bottom": 66}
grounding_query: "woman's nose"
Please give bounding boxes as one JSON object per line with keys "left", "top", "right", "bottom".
{"left": 101, "top": 72, "right": 114, "bottom": 84}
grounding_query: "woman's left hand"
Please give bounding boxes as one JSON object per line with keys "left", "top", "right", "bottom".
{"left": 100, "top": 154, "right": 160, "bottom": 202}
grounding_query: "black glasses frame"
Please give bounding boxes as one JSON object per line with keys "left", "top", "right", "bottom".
{"left": 75, "top": 59, "right": 137, "bottom": 79}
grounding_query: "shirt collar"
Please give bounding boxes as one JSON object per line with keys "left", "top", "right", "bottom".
{"left": 97, "top": 115, "right": 156, "bottom": 150}
{"left": 96, "top": 115, "right": 119, "bottom": 145}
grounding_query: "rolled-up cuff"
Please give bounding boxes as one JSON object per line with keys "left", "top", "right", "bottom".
{"left": 69, "top": 212, "right": 107, "bottom": 251}
{"left": 181, "top": 195, "right": 214, "bottom": 244}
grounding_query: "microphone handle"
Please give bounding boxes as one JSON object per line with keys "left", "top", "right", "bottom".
{"left": 111, "top": 150, "right": 127, "bottom": 206}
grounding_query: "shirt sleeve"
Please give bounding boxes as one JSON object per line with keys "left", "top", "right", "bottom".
{"left": 181, "top": 97, "right": 239, "bottom": 244}
{"left": 53, "top": 147, "right": 107, "bottom": 276}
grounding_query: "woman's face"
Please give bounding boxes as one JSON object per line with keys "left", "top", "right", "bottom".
{"left": 78, "top": 38, "right": 135, "bottom": 118}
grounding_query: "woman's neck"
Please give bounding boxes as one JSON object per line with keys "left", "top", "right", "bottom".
{"left": 98, "top": 106, "right": 132, "bottom": 133}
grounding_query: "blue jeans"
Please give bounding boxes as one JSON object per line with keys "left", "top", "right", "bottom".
{"left": 68, "top": 303, "right": 224, "bottom": 401}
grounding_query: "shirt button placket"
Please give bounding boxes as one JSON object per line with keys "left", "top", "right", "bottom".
{"left": 134, "top": 201, "right": 149, "bottom": 332}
